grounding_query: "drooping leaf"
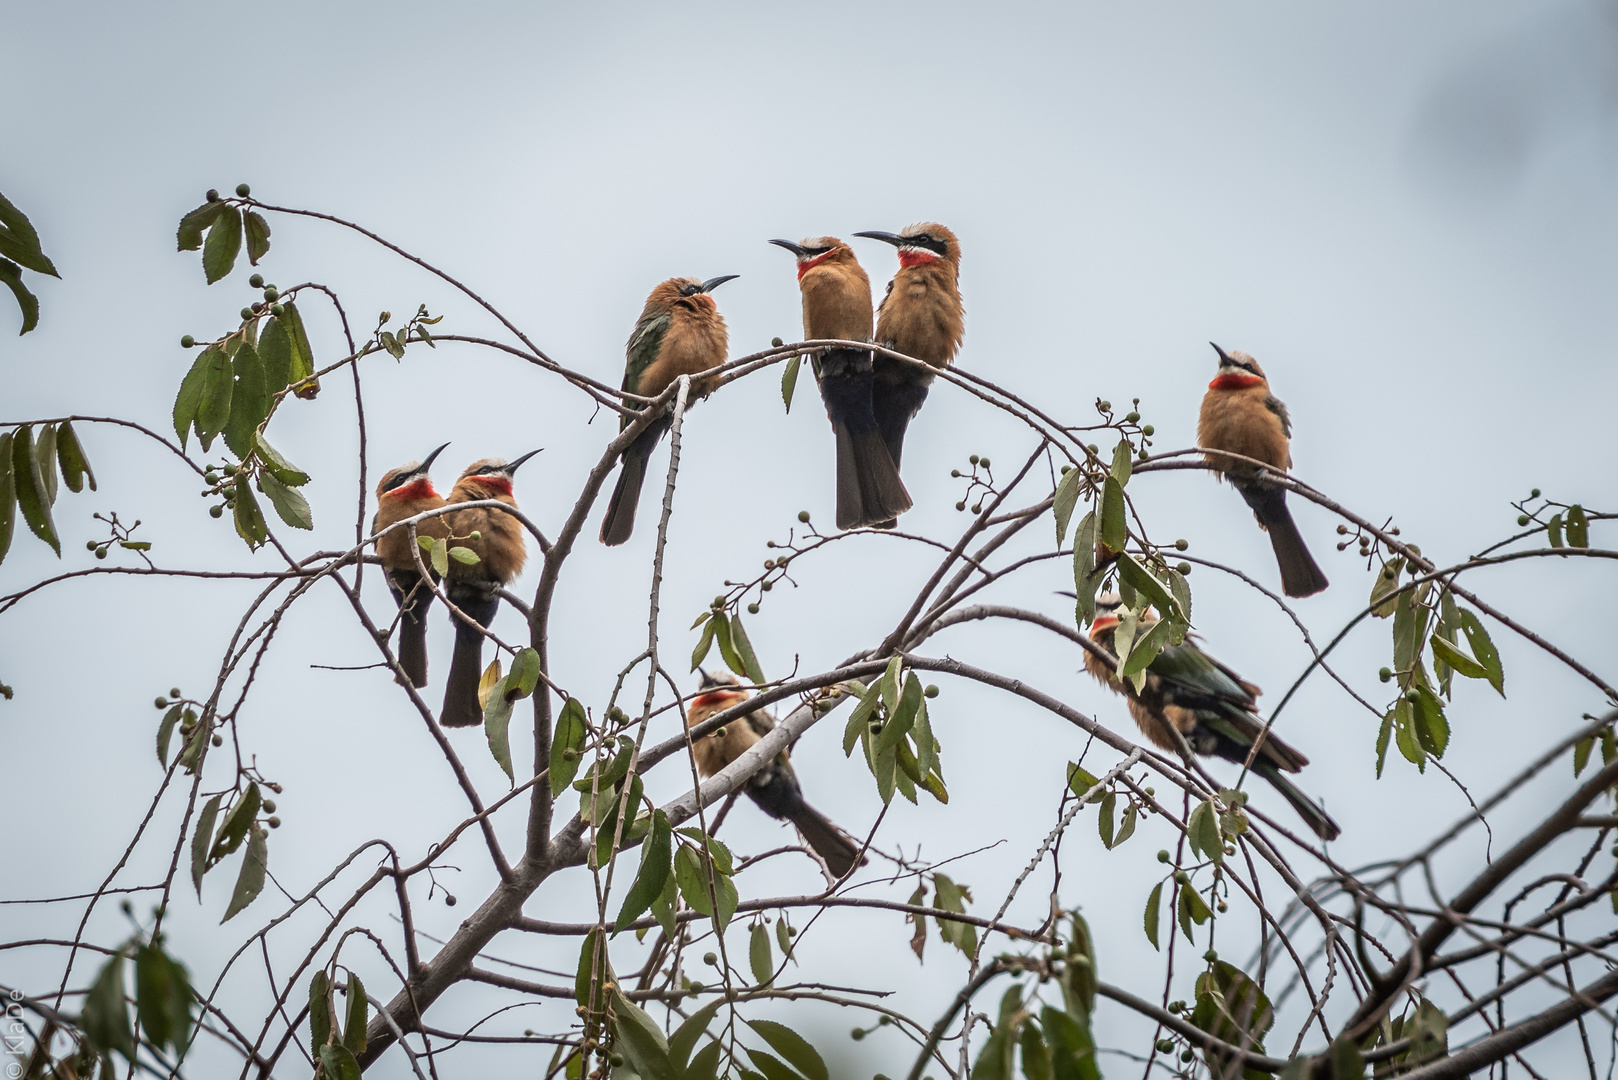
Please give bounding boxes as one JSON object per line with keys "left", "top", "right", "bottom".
{"left": 429, "top": 537, "right": 449, "bottom": 577}
{"left": 969, "top": 1028, "right": 1013, "bottom": 1080}
{"left": 1041, "top": 1005, "right": 1101, "bottom": 1080}
{"left": 1191, "top": 960, "right": 1275, "bottom": 1079}
{"left": 1188, "top": 799, "right": 1224, "bottom": 866}
{"left": 250, "top": 432, "right": 310, "bottom": 486}
{"left": 1098, "top": 476, "right": 1127, "bottom": 553}
{"left": 685, "top": 1039, "right": 723, "bottom": 1080}
{"left": 728, "top": 612, "right": 768, "bottom": 688}
{"left": 614, "top": 809, "right": 672, "bottom": 932}
{"left": 575, "top": 928, "right": 607, "bottom": 1010}
{"left": 10, "top": 425, "right": 59, "bottom": 555}
{"left": 203, "top": 205, "right": 243, "bottom": 284}
{"left": 1020, "top": 1020, "right": 1054, "bottom": 1080}
{"left": 317, "top": 1044, "right": 362, "bottom": 1080}
{"left": 550, "top": 697, "right": 588, "bottom": 797}
{"left": 608, "top": 990, "right": 677, "bottom": 1080}
{"left": 35, "top": 423, "right": 57, "bottom": 506}
{"left": 280, "top": 301, "right": 316, "bottom": 382}
{"left": 781, "top": 354, "right": 801, "bottom": 412}
{"left": 342, "top": 973, "right": 367, "bottom": 1056}
{"left": 259, "top": 314, "right": 292, "bottom": 393}
{"left": 691, "top": 614, "right": 717, "bottom": 671}
{"left": 135, "top": 940, "right": 193, "bottom": 1054}
{"left": 223, "top": 340, "right": 269, "bottom": 458}
{"left": 0, "top": 432, "right": 14, "bottom": 566}
{"left": 669, "top": 999, "right": 724, "bottom": 1071}
{"left": 257, "top": 470, "right": 313, "bottom": 530}
{"left": 1547, "top": 511, "right": 1564, "bottom": 548}
{"left": 0, "top": 191, "right": 58, "bottom": 276}
{"left": 56, "top": 420, "right": 95, "bottom": 493}
{"left": 1097, "top": 791, "right": 1116, "bottom": 847}
{"left": 1567, "top": 504, "right": 1589, "bottom": 548}
{"left": 81, "top": 950, "right": 136, "bottom": 1062}
{"left": 209, "top": 783, "right": 262, "bottom": 863}
{"left": 0, "top": 257, "right": 40, "bottom": 335}
{"left": 191, "top": 794, "right": 222, "bottom": 898}
{"left": 1429, "top": 634, "right": 1486, "bottom": 682}
{"left": 244, "top": 211, "right": 271, "bottom": 265}
{"left": 233, "top": 481, "right": 269, "bottom": 548}
{"left": 1053, "top": 465, "right": 1082, "bottom": 546}
{"left": 749, "top": 923, "right": 774, "bottom": 987}
{"left": 309, "top": 969, "right": 333, "bottom": 1056}
{"left": 1412, "top": 685, "right": 1449, "bottom": 757}
{"left": 156, "top": 705, "right": 183, "bottom": 766}
{"left": 1109, "top": 437, "right": 1133, "bottom": 486}
{"left": 194, "top": 345, "right": 234, "bottom": 452}
{"left": 1070, "top": 510, "right": 1101, "bottom": 625}
{"left": 1369, "top": 559, "right": 1403, "bottom": 618}
{"left": 483, "top": 681, "right": 516, "bottom": 783}
{"left": 176, "top": 200, "right": 225, "bottom": 252}
{"left": 1458, "top": 609, "right": 1504, "bottom": 696}
{"left": 749, "top": 1019, "right": 828, "bottom": 1080}
{"left": 877, "top": 672, "right": 924, "bottom": 754}
{"left": 712, "top": 612, "right": 745, "bottom": 676}
{"left": 172, "top": 347, "right": 213, "bottom": 449}
{"left": 221, "top": 826, "right": 268, "bottom": 922}
{"left": 1143, "top": 881, "right": 1163, "bottom": 950}
{"left": 843, "top": 682, "right": 883, "bottom": 756}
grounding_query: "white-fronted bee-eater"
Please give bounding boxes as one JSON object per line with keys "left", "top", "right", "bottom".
{"left": 854, "top": 223, "right": 964, "bottom": 494}
{"left": 438, "top": 450, "right": 541, "bottom": 728}
{"left": 769, "top": 236, "right": 911, "bottom": 531}
{"left": 687, "top": 670, "right": 866, "bottom": 878}
{"left": 1082, "top": 594, "right": 1340, "bottom": 840}
{"left": 1198, "top": 343, "right": 1328, "bottom": 598}
{"left": 372, "top": 442, "right": 450, "bottom": 687}
{"left": 600, "top": 274, "right": 738, "bottom": 546}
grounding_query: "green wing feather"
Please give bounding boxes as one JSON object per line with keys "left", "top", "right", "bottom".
{"left": 1147, "top": 639, "right": 1251, "bottom": 704}
{"left": 1264, "top": 394, "right": 1292, "bottom": 438}
{"left": 620, "top": 311, "right": 672, "bottom": 429}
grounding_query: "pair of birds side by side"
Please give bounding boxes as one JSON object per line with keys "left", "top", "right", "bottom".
{"left": 372, "top": 445, "right": 540, "bottom": 728}
{"left": 596, "top": 223, "right": 966, "bottom": 546}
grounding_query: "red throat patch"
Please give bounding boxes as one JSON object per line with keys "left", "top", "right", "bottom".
{"left": 466, "top": 476, "right": 513, "bottom": 498}
{"left": 385, "top": 477, "right": 439, "bottom": 501}
{"left": 795, "top": 250, "right": 836, "bottom": 280}
{"left": 1208, "top": 372, "right": 1265, "bottom": 391}
{"left": 897, "top": 250, "right": 940, "bottom": 269}
{"left": 692, "top": 690, "right": 746, "bottom": 710}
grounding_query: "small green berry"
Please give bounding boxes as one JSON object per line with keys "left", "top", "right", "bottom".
{"left": 712, "top": 595, "right": 725, "bottom": 609}
{"left": 1203, "top": 948, "right": 1218, "bottom": 962}
{"left": 1406, "top": 688, "right": 1421, "bottom": 703}
{"left": 703, "top": 952, "right": 718, "bottom": 965}
{"left": 1157, "top": 849, "right": 1170, "bottom": 863}
{"left": 1174, "top": 870, "right": 1190, "bottom": 885}
{"left": 955, "top": 501, "right": 967, "bottom": 511}
{"left": 205, "top": 188, "right": 220, "bottom": 202}
{"left": 235, "top": 183, "right": 251, "bottom": 197}
{"left": 1174, "top": 539, "right": 1188, "bottom": 550}
{"left": 263, "top": 286, "right": 278, "bottom": 301}
{"left": 211, "top": 734, "right": 223, "bottom": 747}
{"left": 924, "top": 684, "right": 939, "bottom": 698}
{"left": 262, "top": 800, "right": 277, "bottom": 813}
{"left": 1378, "top": 667, "right": 1393, "bottom": 683}
{"left": 1125, "top": 411, "right": 1140, "bottom": 423}
{"left": 970, "top": 503, "right": 983, "bottom": 514}
{"left": 1181, "top": 1048, "right": 1196, "bottom": 1062}
{"left": 95, "top": 547, "right": 108, "bottom": 560}
{"left": 1517, "top": 514, "right": 1531, "bottom": 526}
{"left": 771, "top": 337, "right": 784, "bottom": 347}
{"left": 210, "top": 505, "right": 225, "bottom": 518}
{"left": 1098, "top": 400, "right": 1111, "bottom": 412}
{"left": 271, "top": 303, "right": 286, "bottom": 317}
{"left": 950, "top": 469, "right": 961, "bottom": 478}
{"left": 1176, "top": 561, "right": 1191, "bottom": 575}
{"left": 1530, "top": 488, "right": 1541, "bottom": 498}
{"left": 1169, "top": 1000, "right": 1185, "bottom": 1014}
{"left": 688, "top": 980, "right": 704, "bottom": 993}
{"left": 249, "top": 273, "right": 264, "bottom": 288}
{"left": 798, "top": 510, "right": 810, "bottom": 523}
{"left": 851, "top": 1028, "right": 866, "bottom": 1041}
{"left": 878, "top": 1015, "right": 892, "bottom": 1025}
{"left": 240, "top": 307, "right": 254, "bottom": 321}
{"left": 1141, "top": 424, "right": 1154, "bottom": 436}
{"left": 180, "top": 334, "right": 195, "bottom": 348}
{"left": 713, "top": 727, "right": 726, "bottom": 738}
{"left": 170, "top": 687, "right": 182, "bottom": 698}
{"left": 267, "top": 816, "right": 281, "bottom": 828}
{"left": 760, "top": 580, "right": 772, "bottom": 591}
{"left": 155, "top": 697, "right": 169, "bottom": 709}
{"left": 1217, "top": 900, "right": 1228, "bottom": 912}
{"left": 979, "top": 457, "right": 990, "bottom": 468}
{"left": 445, "top": 894, "right": 457, "bottom": 907}
{"left": 747, "top": 603, "right": 760, "bottom": 615}
{"left": 86, "top": 540, "right": 99, "bottom": 552}
{"left": 969, "top": 454, "right": 979, "bottom": 465}
{"left": 1156, "top": 1039, "right": 1175, "bottom": 1053}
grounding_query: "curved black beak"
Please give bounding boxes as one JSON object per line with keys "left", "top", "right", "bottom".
{"left": 505, "top": 448, "right": 543, "bottom": 475}
{"left": 699, "top": 274, "right": 739, "bottom": 294}
{"left": 768, "top": 239, "right": 809, "bottom": 258}
{"left": 697, "top": 667, "right": 720, "bottom": 689}
{"left": 1209, "top": 341, "right": 1232, "bottom": 364}
{"left": 418, "top": 442, "right": 450, "bottom": 473}
{"left": 852, "top": 230, "right": 906, "bottom": 247}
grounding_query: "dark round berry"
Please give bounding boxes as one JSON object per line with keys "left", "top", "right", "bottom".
{"left": 240, "top": 307, "right": 254, "bottom": 320}
{"left": 797, "top": 510, "right": 810, "bottom": 523}
{"left": 249, "top": 273, "right": 264, "bottom": 288}
{"left": 180, "top": 334, "right": 195, "bottom": 348}
{"left": 771, "top": 337, "right": 784, "bottom": 347}
{"left": 205, "top": 189, "right": 219, "bottom": 202}
{"left": 271, "top": 303, "right": 286, "bottom": 317}
{"left": 155, "top": 697, "right": 168, "bottom": 709}
{"left": 210, "top": 505, "right": 224, "bottom": 519}
{"left": 95, "top": 547, "right": 108, "bottom": 560}
{"left": 235, "top": 183, "right": 251, "bottom": 197}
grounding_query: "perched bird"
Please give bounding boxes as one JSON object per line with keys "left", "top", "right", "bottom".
{"left": 438, "top": 451, "right": 542, "bottom": 728}
{"left": 854, "top": 224, "right": 965, "bottom": 478}
{"left": 1198, "top": 343, "right": 1329, "bottom": 598}
{"left": 1080, "top": 593, "right": 1340, "bottom": 840}
{"left": 372, "top": 443, "right": 451, "bottom": 687}
{"left": 600, "top": 274, "right": 738, "bottom": 546}
{"left": 769, "top": 236, "right": 911, "bottom": 530}
{"left": 686, "top": 670, "right": 866, "bottom": 878}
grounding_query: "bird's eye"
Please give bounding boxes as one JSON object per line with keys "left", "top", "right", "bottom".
{"left": 680, "top": 283, "right": 701, "bottom": 296}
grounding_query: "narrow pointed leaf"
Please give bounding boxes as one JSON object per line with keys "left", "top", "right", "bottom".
{"left": 11, "top": 425, "right": 59, "bottom": 555}
{"left": 257, "top": 469, "right": 313, "bottom": 530}
{"left": 244, "top": 211, "right": 271, "bottom": 265}
{"left": 176, "top": 201, "right": 225, "bottom": 251}
{"left": 670, "top": 999, "right": 724, "bottom": 1070}
{"left": 209, "top": 783, "right": 261, "bottom": 863}
{"left": 748, "top": 1019, "right": 827, "bottom": 1080}
{"left": 156, "top": 705, "right": 183, "bottom": 765}
{"left": 307, "top": 970, "right": 332, "bottom": 1056}
{"left": 233, "top": 481, "right": 268, "bottom": 548}
{"left": 0, "top": 432, "right": 15, "bottom": 566}
{"left": 691, "top": 614, "right": 717, "bottom": 671}
{"left": 728, "top": 612, "right": 768, "bottom": 687}
{"left": 1143, "top": 881, "right": 1163, "bottom": 950}
{"left": 749, "top": 923, "right": 774, "bottom": 987}
{"left": 191, "top": 794, "right": 222, "bottom": 898}
{"left": 614, "top": 809, "right": 672, "bottom": 931}
{"left": 341, "top": 974, "right": 367, "bottom": 1055}
{"left": 608, "top": 989, "right": 676, "bottom": 1080}
{"left": 280, "top": 301, "right": 315, "bottom": 382}
{"left": 781, "top": 354, "right": 801, "bottom": 412}
{"left": 550, "top": 697, "right": 588, "bottom": 797}
{"left": 0, "top": 257, "right": 40, "bottom": 335}
{"left": 0, "top": 192, "right": 58, "bottom": 275}
{"left": 251, "top": 432, "right": 310, "bottom": 485}
{"left": 195, "top": 345, "right": 234, "bottom": 451}
{"left": 1098, "top": 476, "right": 1127, "bottom": 552}
{"left": 173, "top": 348, "right": 213, "bottom": 448}
{"left": 223, "top": 341, "right": 268, "bottom": 458}
{"left": 1110, "top": 437, "right": 1133, "bottom": 485}
{"left": 1458, "top": 609, "right": 1504, "bottom": 696}
{"left": 317, "top": 1044, "right": 362, "bottom": 1080}
{"left": 1053, "top": 465, "right": 1082, "bottom": 546}
{"left": 221, "top": 826, "right": 267, "bottom": 921}
{"left": 56, "top": 421, "right": 95, "bottom": 493}
{"left": 35, "top": 423, "right": 57, "bottom": 506}
{"left": 203, "top": 205, "right": 243, "bottom": 284}
{"left": 82, "top": 951, "right": 136, "bottom": 1062}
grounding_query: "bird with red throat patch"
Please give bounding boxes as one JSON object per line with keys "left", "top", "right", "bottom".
{"left": 1198, "top": 343, "right": 1329, "bottom": 598}
{"left": 372, "top": 442, "right": 451, "bottom": 688}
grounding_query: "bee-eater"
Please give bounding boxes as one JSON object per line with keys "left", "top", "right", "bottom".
{"left": 372, "top": 443, "right": 450, "bottom": 687}
{"left": 438, "top": 451, "right": 541, "bottom": 728}
{"left": 1199, "top": 343, "right": 1329, "bottom": 598}
{"left": 600, "top": 274, "right": 738, "bottom": 547}
{"left": 1082, "top": 594, "right": 1340, "bottom": 840}
{"left": 769, "top": 237, "right": 911, "bottom": 531}
{"left": 686, "top": 670, "right": 865, "bottom": 878}
{"left": 853, "top": 224, "right": 964, "bottom": 482}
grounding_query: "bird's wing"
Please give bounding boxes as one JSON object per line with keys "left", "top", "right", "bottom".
{"left": 875, "top": 276, "right": 895, "bottom": 322}
{"left": 1200, "top": 707, "right": 1309, "bottom": 773}
{"left": 620, "top": 311, "right": 672, "bottom": 427}
{"left": 1264, "top": 394, "right": 1292, "bottom": 439}
{"left": 1148, "top": 638, "right": 1255, "bottom": 708}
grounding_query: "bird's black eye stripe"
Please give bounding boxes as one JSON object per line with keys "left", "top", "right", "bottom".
{"left": 679, "top": 282, "right": 702, "bottom": 296}
{"left": 381, "top": 470, "right": 415, "bottom": 493}
{"left": 909, "top": 234, "right": 947, "bottom": 255}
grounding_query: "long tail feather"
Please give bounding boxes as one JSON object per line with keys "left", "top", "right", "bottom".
{"left": 599, "top": 422, "right": 666, "bottom": 547}
{"left": 440, "top": 589, "right": 500, "bottom": 728}
{"left": 1240, "top": 484, "right": 1328, "bottom": 598}
{"left": 871, "top": 373, "right": 932, "bottom": 472}
{"left": 787, "top": 803, "right": 865, "bottom": 879}
{"left": 389, "top": 573, "right": 435, "bottom": 688}
{"left": 821, "top": 348, "right": 911, "bottom": 530}
{"left": 1255, "top": 761, "right": 1341, "bottom": 841}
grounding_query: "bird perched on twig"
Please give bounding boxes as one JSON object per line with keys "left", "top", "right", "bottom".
{"left": 854, "top": 224, "right": 964, "bottom": 497}
{"left": 769, "top": 236, "right": 910, "bottom": 531}
{"left": 438, "top": 451, "right": 541, "bottom": 728}
{"left": 372, "top": 442, "right": 451, "bottom": 687}
{"left": 1080, "top": 593, "right": 1340, "bottom": 840}
{"left": 686, "top": 670, "right": 866, "bottom": 878}
{"left": 1198, "top": 343, "right": 1329, "bottom": 598}
{"left": 600, "top": 274, "right": 738, "bottom": 546}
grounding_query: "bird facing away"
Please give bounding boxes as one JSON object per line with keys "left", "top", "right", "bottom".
{"left": 1081, "top": 594, "right": 1340, "bottom": 841}
{"left": 372, "top": 442, "right": 451, "bottom": 688}
{"left": 769, "top": 236, "right": 911, "bottom": 531}
{"left": 438, "top": 450, "right": 541, "bottom": 728}
{"left": 1198, "top": 343, "right": 1329, "bottom": 598}
{"left": 686, "top": 670, "right": 866, "bottom": 878}
{"left": 854, "top": 223, "right": 965, "bottom": 480}
{"left": 600, "top": 274, "right": 738, "bottom": 546}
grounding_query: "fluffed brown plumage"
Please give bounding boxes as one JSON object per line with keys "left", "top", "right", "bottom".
{"left": 372, "top": 450, "right": 451, "bottom": 687}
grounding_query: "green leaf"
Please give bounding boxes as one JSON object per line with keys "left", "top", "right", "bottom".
{"left": 223, "top": 341, "right": 269, "bottom": 458}
{"left": 1064, "top": 914, "right": 1096, "bottom": 1016}
{"left": 309, "top": 970, "right": 333, "bottom": 1057}
{"left": 749, "top": 923, "right": 774, "bottom": 987}
{"left": 1428, "top": 633, "right": 1487, "bottom": 681}
{"left": 249, "top": 432, "right": 310, "bottom": 486}
{"left": 317, "top": 1044, "right": 362, "bottom": 1080}
{"left": 781, "top": 354, "right": 801, "bottom": 412}
{"left": 1117, "top": 616, "right": 1173, "bottom": 681}
{"left": 0, "top": 191, "right": 58, "bottom": 276}
{"left": 969, "top": 1029, "right": 1012, "bottom": 1080}
{"left": 691, "top": 614, "right": 717, "bottom": 671}
{"left": 1369, "top": 559, "right": 1403, "bottom": 618}
{"left": 1070, "top": 510, "right": 1101, "bottom": 625}
{"left": 1110, "top": 437, "right": 1133, "bottom": 486}
{"left": 1097, "top": 791, "right": 1116, "bottom": 847}
{"left": 0, "top": 257, "right": 40, "bottom": 335}
{"left": 191, "top": 794, "right": 222, "bottom": 898}
{"left": 203, "top": 205, "right": 243, "bottom": 284}
{"left": 1191, "top": 960, "right": 1275, "bottom": 1077}
{"left": 504, "top": 647, "right": 540, "bottom": 699}
{"left": 749, "top": 1019, "right": 827, "bottom": 1080}
{"left": 932, "top": 873, "right": 977, "bottom": 958}
{"left": 1392, "top": 697, "right": 1425, "bottom": 770}
{"left": 1053, "top": 466, "right": 1082, "bottom": 546}
{"left": 609, "top": 989, "right": 677, "bottom": 1080}
{"left": 233, "top": 480, "right": 269, "bottom": 548}
{"left": 1114, "top": 553, "right": 1183, "bottom": 622}
{"left": 777, "top": 912, "right": 795, "bottom": 961}
{"left": 0, "top": 432, "right": 14, "bottom": 566}
{"left": 728, "top": 612, "right": 768, "bottom": 688}
{"left": 1143, "top": 881, "right": 1163, "bottom": 950}
{"left": 685, "top": 1039, "right": 723, "bottom": 1080}
{"left": 380, "top": 329, "right": 405, "bottom": 360}
{"left": 674, "top": 843, "right": 714, "bottom": 917}
{"left": 1575, "top": 736, "right": 1594, "bottom": 776}
{"left": 1567, "top": 504, "right": 1589, "bottom": 548}
{"left": 576, "top": 735, "right": 636, "bottom": 793}
{"left": 448, "top": 544, "right": 480, "bottom": 564}
{"left": 257, "top": 469, "right": 313, "bottom": 530}
{"left": 56, "top": 421, "right": 95, "bottom": 493}
{"left": 82, "top": 950, "right": 136, "bottom": 1062}
{"left": 1113, "top": 804, "right": 1137, "bottom": 847}
{"left": 1546, "top": 511, "right": 1564, "bottom": 548}
{"left": 1405, "top": 998, "right": 1449, "bottom": 1064}
{"left": 1020, "top": 1020, "right": 1054, "bottom": 1080}
{"left": 1098, "top": 476, "right": 1127, "bottom": 553}
{"left": 10, "top": 425, "right": 59, "bottom": 555}
{"left": 428, "top": 537, "right": 449, "bottom": 577}
{"left": 615, "top": 809, "right": 672, "bottom": 932}
{"left": 176, "top": 200, "right": 225, "bottom": 251}
{"left": 134, "top": 941, "right": 193, "bottom": 1054}
{"left": 244, "top": 211, "right": 271, "bottom": 265}
{"left": 259, "top": 313, "right": 292, "bottom": 393}
{"left": 342, "top": 974, "right": 367, "bottom": 1056}
{"left": 484, "top": 681, "right": 516, "bottom": 783}
{"left": 1188, "top": 799, "right": 1223, "bottom": 866}
{"left": 172, "top": 348, "right": 212, "bottom": 449}
{"left": 550, "top": 697, "right": 588, "bottom": 797}
{"left": 209, "top": 782, "right": 261, "bottom": 863}
{"left": 195, "top": 345, "right": 234, "bottom": 452}
{"left": 746, "top": 1048, "right": 807, "bottom": 1080}
{"left": 156, "top": 705, "right": 183, "bottom": 766}
{"left": 912, "top": 695, "right": 938, "bottom": 778}
{"left": 713, "top": 612, "right": 746, "bottom": 677}
{"left": 1458, "top": 609, "right": 1504, "bottom": 696}
{"left": 35, "top": 423, "right": 57, "bottom": 506}
{"left": 877, "top": 672, "right": 924, "bottom": 754}
{"left": 1375, "top": 709, "right": 1393, "bottom": 778}
{"left": 575, "top": 927, "right": 606, "bottom": 1009}
{"left": 650, "top": 860, "right": 678, "bottom": 938}
{"left": 1040, "top": 1006, "right": 1100, "bottom": 1080}
{"left": 1412, "top": 685, "right": 1449, "bottom": 757}
{"left": 280, "top": 301, "right": 316, "bottom": 383}
{"left": 1177, "top": 884, "right": 1211, "bottom": 942}
{"left": 221, "top": 826, "right": 267, "bottom": 922}
{"left": 843, "top": 682, "right": 883, "bottom": 756}
{"left": 669, "top": 999, "right": 724, "bottom": 1071}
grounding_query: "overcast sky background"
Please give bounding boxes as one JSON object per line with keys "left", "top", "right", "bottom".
{"left": 5, "top": 2, "right": 1618, "bottom": 1077}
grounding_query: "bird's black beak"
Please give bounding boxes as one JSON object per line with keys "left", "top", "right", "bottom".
{"left": 768, "top": 239, "right": 809, "bottom": 258}
{"left": 699, "top": 274, "right": 739, "bottom": 294}
{"left": 419, "top": 442, "right": 450, "bottom": 473}
{"left": 505, "top": 449, "right": 543, "bottom": 475}
{"left": 1209, "top": 341, "right": 1232, "bottom": 364}
{"left": 697, "top": 667, "right": 720, "bottom": 689}
{"left": 852, "top": 230, "right": 906, "bottom": 247}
